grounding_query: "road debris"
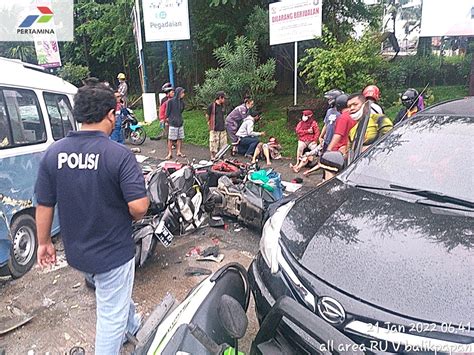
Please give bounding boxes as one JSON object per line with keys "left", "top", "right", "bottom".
{"left": 185, "top": 247, "right": 201, "bottom": 257}
{"left": 184, "top": 267, "right": 212, "bottom": 277}
{"left": 197, "top": 254, "right": 224, "bottom": 263}
{"left": 72, "top": 282, "right": 81, "bottom": 289}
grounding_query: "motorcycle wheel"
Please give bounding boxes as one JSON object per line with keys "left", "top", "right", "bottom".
{"left": 130, "top": 127, "right": 147, "bottom": 145}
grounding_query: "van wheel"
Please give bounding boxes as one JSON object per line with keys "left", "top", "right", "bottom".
{"left": 7, "top": 215, "right": 37, "bottom": 279}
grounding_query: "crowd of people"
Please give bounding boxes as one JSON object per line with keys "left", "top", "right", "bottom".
{"left": 112, "top": 74, "right": 424, "bottom": 174}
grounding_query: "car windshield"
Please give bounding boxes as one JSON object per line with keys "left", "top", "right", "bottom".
{"left": 341, "top": 115, "right": 474, "bottom": 203}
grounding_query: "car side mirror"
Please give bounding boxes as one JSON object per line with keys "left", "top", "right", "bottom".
{"left": 218, "top": 294, "right": 248, "bottom": 340}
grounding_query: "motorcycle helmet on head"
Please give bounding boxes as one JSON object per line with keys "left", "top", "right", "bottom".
{"left": 335, "top": 94, "right": 349, "bottom": 111}
{"left": 324, "top": 89, "right": 344, "bottom": 107}
{"left": 161, "top": 82, "right": 174, "bottom": 93}
{"left": 363, "top": 85, "right": 380, "bottom": 101}
{"left": 401, "top": 88, "right": 419, "bottom": 109}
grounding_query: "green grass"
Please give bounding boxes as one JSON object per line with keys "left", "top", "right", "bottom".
{"left": 136, "top": 85, "right": 468, "bottom": 158}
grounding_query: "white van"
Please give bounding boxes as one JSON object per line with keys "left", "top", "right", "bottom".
{"left": 0, "top": 57, "right": 77, "bottom": 278}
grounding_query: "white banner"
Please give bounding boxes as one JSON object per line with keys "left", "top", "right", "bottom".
{"left": 34, "top": 38, "right": 61, "bottom": 68}
{"left": 142, "top": 0, "right": 190, "bottom": 42}
{"left": 269, "top": 0, "right": 322, "bottom": 46}
{"left": 420, "top": 0, "right": 474, "bottom": 36}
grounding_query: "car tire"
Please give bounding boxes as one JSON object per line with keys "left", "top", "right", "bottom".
{"left": 5, "top": 214, "right": 37, "bottom": 279}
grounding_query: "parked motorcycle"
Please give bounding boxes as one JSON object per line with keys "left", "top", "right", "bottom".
{"left": 133, "top": 263, "right": 363, "bottom": 355}
{"left": 122, "top": 108, "right": 146, "bottom": 145}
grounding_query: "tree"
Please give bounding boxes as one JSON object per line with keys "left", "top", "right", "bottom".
{"left": 195, "top": 36, "right": 276, "bottom": 108}
{"left": 58, "top": 62, "right": 91, "bottom": 86}
{"left": 300, "top": 28, "right": 384, "bottom": 94}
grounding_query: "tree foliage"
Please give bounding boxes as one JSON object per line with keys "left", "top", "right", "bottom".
{"left": 195, "top": 36, "right": 276, "bottom": 108}
{"left": 300, "top": 28, "right": 384, "bottom": 94}
{"left": 58, "top": 62, "right": 91, "bottom": 86}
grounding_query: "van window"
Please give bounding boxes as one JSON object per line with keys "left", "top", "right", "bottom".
{"left": 44, "top": 93, "right": 74, "bottom": 140}
{"left": 0, "top": 88, "right": 46, "bottom": 148}
{"left": 0, "top": 93, "right": 10, "bottom": 147}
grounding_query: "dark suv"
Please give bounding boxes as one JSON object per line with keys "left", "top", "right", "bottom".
{"left": 249, "top": 98, "right": 474, "bottom": 354}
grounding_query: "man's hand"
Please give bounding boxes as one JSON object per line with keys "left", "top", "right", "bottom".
{"left": 37, "top": 242, "right": 56, "bottom": 268}
{"left": 307, "top": 128, "right": 313, "bottom": 134}
{"left": 319, "top": 136, "right": 325, "bottom": 144}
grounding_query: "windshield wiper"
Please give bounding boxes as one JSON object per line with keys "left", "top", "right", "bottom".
{"left": 388, "top": 184, "right": 474, "bottom": 209}
{"left": 348, "top": 182, "right": 474, "bottom": 210}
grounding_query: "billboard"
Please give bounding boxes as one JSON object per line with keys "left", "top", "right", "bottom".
{"left": 269, "top": 0, "right": 322, "bottom": 45}
{"left": 420, "top": 0, "right": 474, "bottom": 36}
{"left": 35, "top": 38, "right": 61, "bottom": 68}
{"left": 142, "top": 0, "right": 190, "bottom": 42}
{"left": 0, "top": 0, "right": 73, "bottom": 42}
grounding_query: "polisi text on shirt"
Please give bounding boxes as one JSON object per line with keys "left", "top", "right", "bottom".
{"left": 57, "top": 153, "right": 100, "bottom": 170}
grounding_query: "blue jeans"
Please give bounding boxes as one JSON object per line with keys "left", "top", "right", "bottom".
{"left": 238, "top": 136, "right": 260, "bottom": 156}
{"left": 84, "top": 258, "right": 140, "bottom": 354}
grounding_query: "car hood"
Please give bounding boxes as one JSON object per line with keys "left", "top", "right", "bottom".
{"left": 280, "top": 179, "right": 474, "bottom": 324}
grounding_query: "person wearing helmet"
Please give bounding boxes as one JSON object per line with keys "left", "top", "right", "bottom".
{"left": 117, "top": 73, "right": 128, "bottom": 107}
{"left": 151, "top": 83, "right": 175, "bottom": 141}
{"left": 363, "top": 85, "right": 384, "bottom": 115}
{"left": 319, "top": 89, "right": 344, "bottom": 151}
{"left": 394, "top": 88, "right": 420, "bottom": 125}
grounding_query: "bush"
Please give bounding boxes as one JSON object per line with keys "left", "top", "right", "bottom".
{"left": 194, "top": 36, "right": 277, "bottom": 109}
{"left": 300, "top": 28, "right": 385, "bottom": 95}
{"left": 380, "top": 54, "right": 471, "bottom": 91}
{"left": 57, "top": 62, "right": 90, "bottom": 86}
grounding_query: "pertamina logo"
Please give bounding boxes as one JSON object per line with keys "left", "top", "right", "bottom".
{"left": 17, "top": 6, "right": 55, "bottom": 35}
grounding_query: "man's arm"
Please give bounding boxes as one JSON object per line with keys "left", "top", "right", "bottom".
{"left": 128, "top": 197, "right": 149, "bottom": 221}
{"left": 327, "top": 134, "right": 341, "bottom": 152}
{"left": 319, "top": 124, "right": 327, "bottom": 142}
{"left": 36, "top": 205, "right": 56, "bottom": 267}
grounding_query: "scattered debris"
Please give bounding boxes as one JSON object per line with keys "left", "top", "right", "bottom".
{"left": 0, "top": 311, "right": 35, "bottom": 335}
{"left": 197, "top": 254, "right": 225, "bottom": 263}
{"left": 131, "top": 147, "right": 141, "bottom": 153}
{"left": 42, "top": 297, "right": 55, "bottom": 308}
{"left": 185, "top": 247, "right": 201, "bottom": 257}
{"left": 240, "top": 251, "right": 254, "bottom": 259}
{"left": 52, "top": 279, "right": 58, "bottom": 285}
{"left": 70, "top": 305, "right": 79, "bottom": 309}
{"left": 201, "top": 246, "right": 219, "bottom": 257}
{"left": 72, "top": 283, "right": 81, "bottom": 289}
{"left": 39, "top": 255, "right": 68, "bottom": 274}
{"left": 282, "top": 180, "right": 303, "bottom": 192}
{"left": 149, "top": 150, "right": 156, "bottom": 154}
{"left": 64, "top": 332, "right": 71, "bottom": 341}
{"left": 209, "top": 216, "right": 225, "bottom": 228}
{"left": 234, "top": 228, "right": 242, "bottom": 232}
{"left": 184, "top": 267, "right": 212, "bottom": 277}
{"left": 135, "top": 154, "right": 149, "bottom": 163}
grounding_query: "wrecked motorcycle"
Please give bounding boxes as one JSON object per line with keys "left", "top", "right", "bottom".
{"left": 209, "top": 169, "right": 283, "bottom": 231}
{"left": 132, "top": 263, "right": 363, "bottom": 355}
{"left": 133, "top": 161, "right": 215, "bottom": 267}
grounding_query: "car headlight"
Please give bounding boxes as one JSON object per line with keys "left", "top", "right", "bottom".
{"left": 260, "top": 201, "right": 295, "bottom": 274}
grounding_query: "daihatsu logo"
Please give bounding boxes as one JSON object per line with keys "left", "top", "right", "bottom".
{"left": 317, "top": 297, "right": 346, "bottom": 325}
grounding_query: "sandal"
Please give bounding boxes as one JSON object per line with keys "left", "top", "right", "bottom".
{"left": 177, "top": 153, "right": 186, "bottom": 158}
{"left": 165, "top": 154, "right": 172, "bottom": 160}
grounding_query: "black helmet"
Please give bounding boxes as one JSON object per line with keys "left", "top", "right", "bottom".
{"left": 335, "top": 94, "right": 349, "bottom": 111}
{"left": 324, "top": 89, "right": 344, "bottom": 107}
{"left": 401, "top": 88, "right": 419, "bottom": 109}
{"left": 161, "top": 82, "right": 174, "bottom": 93}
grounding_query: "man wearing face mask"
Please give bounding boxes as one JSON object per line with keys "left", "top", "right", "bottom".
{"left": 295, "top": 110, "right": 320, "bottom": 164}
{"left": 35, "top": 81, "right": 149, "bottom": 353}
{"left": 327, "top": 93, "right": 363, "bottom": 154}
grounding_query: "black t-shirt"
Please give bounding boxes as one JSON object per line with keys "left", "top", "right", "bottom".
{"left": 35, "top": 131, "right": 147, "bottom": 274}
{"left": 207, "top": 102, "right": 226, "bottom": 131}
